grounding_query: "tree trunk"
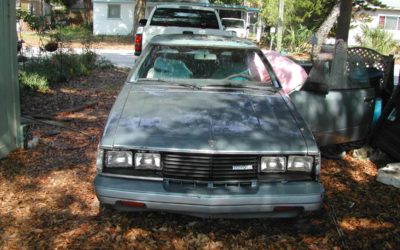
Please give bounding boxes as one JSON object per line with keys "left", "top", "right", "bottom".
{"left": 132, "top": 0, "right": 147, "bottom": 35}
{"left": 313, "top": 1, "right": 340, "bottom": 56}
{"left": 83, "top": 0, "right": 93, "bottom": 26}
{"left": 336, "top": 0, "right": 352, "bottom": 41}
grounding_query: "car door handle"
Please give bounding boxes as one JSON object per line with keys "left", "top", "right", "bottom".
{"left": 364, "top": 97, "right": 375, "bottom": 103}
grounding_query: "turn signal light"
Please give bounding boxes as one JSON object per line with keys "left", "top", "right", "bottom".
{"left": 119, "top": 200, "right": 146, "bottom": 208}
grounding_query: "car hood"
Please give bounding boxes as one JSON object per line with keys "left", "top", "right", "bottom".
{"left": 101, "top": 86, "right": 310, "bottom": 154}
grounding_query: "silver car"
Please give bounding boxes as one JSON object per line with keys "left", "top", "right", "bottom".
{"left": 95, "top": 35, "right": 324, "bottom": 218}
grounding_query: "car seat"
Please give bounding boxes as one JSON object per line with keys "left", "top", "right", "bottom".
{"left": 147, "top": 57, "right": 193, "bottom": 79}
{"left": 211, "top": 52, "right": 249, "bottom": 79}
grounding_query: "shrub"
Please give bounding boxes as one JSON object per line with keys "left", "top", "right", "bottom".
{"left": 19, "top": 71, "right": 49, "bottom": 92}
{"left": 96, "top": 57, "right": 115, "bottom": 69}
{"left": 19, "top": 51, "right": 113, "bottom": 92}
{"left": 22, "top": 57, "right": 61, "bottom": 83}
{"left": 17, "top": 9, "right": 49, "bottom": 31}
{"left": 283, "top": 25, "right": 313, "bottom": 54}
{"left": 355, "top": 25, "right": 399, "bottom": 55}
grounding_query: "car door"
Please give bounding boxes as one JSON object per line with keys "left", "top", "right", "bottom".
{"left": 289, "top": 54, "right": 375, "bottom": 147}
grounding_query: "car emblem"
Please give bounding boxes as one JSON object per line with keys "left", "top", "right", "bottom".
{"left": 232, "top": 165, "right": 253, "bottom": 170}
{"left": 208, "top": 140, "right": 215, "bottom": 148}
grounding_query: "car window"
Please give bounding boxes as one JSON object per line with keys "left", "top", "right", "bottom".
{"left": 222, "top": 19, "right": 245, "bottom": 28}
{"left": 135, "top": 46, "right": 273, "bottom": 86}
{"left": 150, "top": 8, "right": 220, "bottom": 29}
{"left": 330, "top": 55, "right": 371, "bottom": 90}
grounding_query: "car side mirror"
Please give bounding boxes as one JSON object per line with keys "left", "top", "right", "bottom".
{"left": 139, "top": 19, "right": 147, "bottom": 27}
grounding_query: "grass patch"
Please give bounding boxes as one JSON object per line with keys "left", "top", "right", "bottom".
{"left": 57, "top": 25, "right": 89, "bottom": 42}
{"left": 56, "top": 25, "right": 132, "bottom": 44}
{"left": 19, "top": 71, "right": 49, "bottom": 93}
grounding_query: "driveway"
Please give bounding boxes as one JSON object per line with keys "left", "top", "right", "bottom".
{"left": 95, "top": 49, "right": 136, "bottom": 68}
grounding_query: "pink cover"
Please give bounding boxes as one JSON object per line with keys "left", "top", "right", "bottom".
{"left": 263, "top": 50, "right": 308, "bottom": 94}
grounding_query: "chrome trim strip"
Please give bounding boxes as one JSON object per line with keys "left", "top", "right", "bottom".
{"left": 103, "top": 146, "right": 309, "bottom": 155}
{"left": 100, "top": 173, "right": 163, "bottom": 181}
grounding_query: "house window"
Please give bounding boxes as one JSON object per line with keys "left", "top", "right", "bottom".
{"left": 378, "top": 15, "right": 400, "bottom": 30}
{"left": 108, "top": 4, "right": 121, "bottom": 18}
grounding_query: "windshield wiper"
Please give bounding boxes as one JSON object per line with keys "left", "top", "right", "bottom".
{"left": 203, "top": 82, "right": 275, "bottom": 91}
{"left": 136, "top": 78, "right": 201, "bottom": 90}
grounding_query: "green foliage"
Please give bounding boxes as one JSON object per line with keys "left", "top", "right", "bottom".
{"left": 261, "top": 0, "right": 336, "bottom": 31}
{"left": 19, "top": 71, "right": 50, "bottom": 93}
{"left": 19, "top": 52, "right": 113, "bottom": 92}
{"left": 56, "top": 25, "right": 89, "bottom": 42}
{"left": 55, "top": 25, "right": 130, "bottom": 49}
{"left": 46, "top": 0, "right": 79, "bottom": 8}
{"left": 354, "top": 0, "right": 386, "bottom": 11}
{"left": 53, "top": 52, "right": 94, "bottom": 78}
{"left": 355, "top": 25, "right": 399, "bottom": 55}
{"left": 283, "top": 25, "right": 313, "bottom": 53}
{"left": 17, "top": 9, "right": 50, "bottom": 32}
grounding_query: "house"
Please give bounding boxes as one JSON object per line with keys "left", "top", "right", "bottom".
{"left": 349, "top": 0, "right": 400, "bottom": 46}
{"left": 93, "top": 0, "right": 134, "bottom": 35}
{"left": 92, "top": 0, "right": 261, "bottom": 37}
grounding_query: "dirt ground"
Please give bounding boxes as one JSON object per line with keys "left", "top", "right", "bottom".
{"left": 1, "top": 68, "right": 399, "bottom": 249}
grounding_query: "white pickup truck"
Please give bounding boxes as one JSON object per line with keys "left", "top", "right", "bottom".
{"left": 134, "top": 4, "right": 231, "bottom": 56}
{"left": 221, "top": 18, "right": 248, "bottom": 38}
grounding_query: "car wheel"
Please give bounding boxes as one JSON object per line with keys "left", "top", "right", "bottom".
{"left": 99, "top": 203, "right": 114, "bottom": 214}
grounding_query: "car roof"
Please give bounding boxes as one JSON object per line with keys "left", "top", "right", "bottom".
{"left": 149, "top": 34, "right": 259, "bottom": 49}
{"left": 155, "top": 4, "right": 216, "bottom": 11}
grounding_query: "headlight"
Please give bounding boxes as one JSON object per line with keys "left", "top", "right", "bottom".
{"left": 134, "top": 153, "right": 161, "bottom": 170}
{"left": 287, "top": 156, "right": 313, "bottom": 172}
{"left": 260, "top": 156, "right": 286, "bottom": 173}
{"left": 106, "top": 151, "right": 133, "bottom": 168}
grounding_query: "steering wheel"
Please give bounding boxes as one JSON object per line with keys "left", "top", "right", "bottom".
{"left": 223, "top": 73, "right": 254, "bottom": 81}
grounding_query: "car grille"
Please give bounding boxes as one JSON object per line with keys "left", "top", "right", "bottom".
{"left": 163, "top": 153, "right": 258, "bottom": 181}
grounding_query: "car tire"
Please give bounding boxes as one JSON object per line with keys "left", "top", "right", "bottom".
{"left": 99, "top": 203, "right": 114, "bottom": 214}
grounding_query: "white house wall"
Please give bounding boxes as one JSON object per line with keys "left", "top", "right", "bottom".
{"left": 93, "top": 2, "right": 134, "bottom": 35}
{"left": 349, "top": 9, "right": 400, "bottom": 46}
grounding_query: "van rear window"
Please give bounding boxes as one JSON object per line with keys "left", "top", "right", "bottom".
{"left": 150, "top": 8, "right": 220, "bottom": 29}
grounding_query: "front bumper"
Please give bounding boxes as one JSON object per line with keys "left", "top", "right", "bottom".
{"left": 95, "top": 175, "right": 324, "bottom": 218}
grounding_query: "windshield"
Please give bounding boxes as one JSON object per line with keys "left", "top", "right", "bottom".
{"left": 150, "top": 8, "right": 220, "bottom": 29}
{"left": 222, "top": 19, "right": 245, "bottom": 28}
{"left": 133, "top": 46, "right": 274, "bottom": 87}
